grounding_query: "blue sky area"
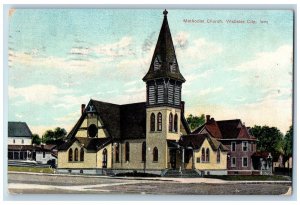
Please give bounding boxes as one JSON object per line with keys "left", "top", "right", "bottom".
{"left": 8, "top": 9, "right": 293, "bottom": 135}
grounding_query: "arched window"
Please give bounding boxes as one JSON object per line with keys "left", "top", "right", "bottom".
{"left": 125, "top": 142, "right": 130, "bottom": 162}
{"left": 157, "top": 112, "right": 162, "bottom": 131}
{"left": 102, "top": 148, "right": 107, "bottom": 168}
{"left": 115, "top": 143, "right": 120, "bottom": 162}
{"left": 201, "top": 148, "right": 205, "bottom": 162}
{"left": 153, "top": 147, "right": 158, "bottom": 162}
{"left": 169, "top": 113, "right": 173, "bottom": 132}
{"left": 217, "top": 149, "right": 220, "bottom": 163}
{"left": 80, "top": 148, "right": 84, "bottom": 161}
{"left": 206, "top": 148, "right": 210, "bottom": 162}
{"left": 74, "top": 148, "right": 78, "bottom": 161}
{"left": 142, "top": 142, "right": 146, "bottom": 162}
{"left": 150, "top": 113, "right": 155, "bottom": 132}
{"left": 68, "top": 148, "right": 73, "bottom": 162}
{"left": 174, "top": 114, "right": 178, "bottom": 132}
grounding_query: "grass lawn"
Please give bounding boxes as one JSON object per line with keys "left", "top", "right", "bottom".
{"left": 204, "top": 175, "right": 291, "bottom": 181}
{"left": 8, "top": 166, "right": 54, "bottom": 174}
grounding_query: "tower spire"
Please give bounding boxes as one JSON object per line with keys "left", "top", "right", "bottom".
{"left": 142, "top": 9, "right": 185, "bottom": 82}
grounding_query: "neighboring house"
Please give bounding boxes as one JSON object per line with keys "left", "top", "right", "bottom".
{"left": 8, "top": 122, "right": 35, "bottom": 161}
{"left": 179, "top": 134, "right": 229, "bottom": 175}
{"left": 35, "top": 144, "right": 57, "bottom": 165}
{"left": 57, "top": 10, "right": 228, "bottom": 176}
{"left": 192, "top": 116, "right": 257, "bottom": 175}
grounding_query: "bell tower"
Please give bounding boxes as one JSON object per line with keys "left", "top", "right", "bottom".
{"left": 143, "top": 10, "right": 186, "bottom": 170}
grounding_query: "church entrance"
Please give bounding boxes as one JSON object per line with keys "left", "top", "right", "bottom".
{"left": 170, "top": 149, "right": 176, "bottom": 169}
{"left": 102, "top": 148, "right": 107, "bottom": 168}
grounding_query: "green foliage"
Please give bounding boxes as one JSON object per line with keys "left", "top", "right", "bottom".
{"left": 42, "top": 127, "right": 67, "bottom": 146}
{"left": 8, "top": 166, "right": 54, "bottom": 173}
{"left": 186, "top": 114, "right": 205, "bottom": 131}
{"left": 32, "top": 134, "right": 41, "bottom": 145}
{"left": 250, "top": 125, "right": 284, "bottom": 157}
{"left": 283, "top": 125, "right": 293, "bottom": 157}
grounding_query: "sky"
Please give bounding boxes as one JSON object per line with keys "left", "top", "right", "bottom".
{"left": 7, "top": 9, "right": 293, "bottom": 136}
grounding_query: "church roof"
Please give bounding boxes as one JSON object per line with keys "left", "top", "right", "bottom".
{"left": 8, "top": 122, "right": 32, "bottom": 138}
{"left": 142, "top": 9, "right": 185, "bottom": 82}
{"left": 179, "top": 133, "right": 228, "bottom": 151}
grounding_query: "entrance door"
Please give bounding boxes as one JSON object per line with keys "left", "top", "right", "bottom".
{"left": 102, "top": 148, "right": 107, "bottom": 168}
{"left": 170, "top": 150, "right": 176, "bottom": 169}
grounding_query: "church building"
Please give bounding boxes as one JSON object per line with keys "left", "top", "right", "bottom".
{"left": 57, "top": 10, "right": 228, "bottom": 176}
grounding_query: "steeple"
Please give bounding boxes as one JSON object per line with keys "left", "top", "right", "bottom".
{"left": 143, "top": 9, "right": 185, "bottom": 82}
{"left": 144, "top": 10, "right": 185, "bottom": 108}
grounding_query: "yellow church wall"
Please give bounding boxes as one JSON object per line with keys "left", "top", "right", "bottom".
{"left": 113, "top": 139, "right": 146, "bottom": 170}
{"left": 193, "top": 138, "right": 227, "bottom": 170}
{"left": 57, "top": 141, "right": 97, "bottom": 169}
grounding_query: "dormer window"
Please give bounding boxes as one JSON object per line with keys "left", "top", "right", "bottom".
{"left": 154, "top": 55, "right": 161, "bottom": 71}
{"left": 169, "top": 58, "right": 177, "bottom": 73}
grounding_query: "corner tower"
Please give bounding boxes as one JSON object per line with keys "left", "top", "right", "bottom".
{"left": 143, "top": 10, "right": 186, "bottom": 170}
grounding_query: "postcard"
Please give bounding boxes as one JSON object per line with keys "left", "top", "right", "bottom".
{"left": 6, "top": 8, "right": 293, "bottom": 196}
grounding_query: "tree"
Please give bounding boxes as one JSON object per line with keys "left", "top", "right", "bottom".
{"left": 282, "top": 125, "right": 293, "bottom": 168}
{"left": 250, "top": 125, "right": 284, "bottom": 158}
{"left": 186, "top": 114, "right": 205, "bottom": 131}
{"left": 32, "top": 134, "right": 41, "bottom": 145}
{"left": 42, "top": 127, "right": 67, "bottom": 146}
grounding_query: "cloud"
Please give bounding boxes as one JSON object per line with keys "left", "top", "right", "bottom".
{"left": 196, "top": 87, "right": 224, "bottom": 96}
{"left": 174, "top": 32, "right": 190, "bottom": 49}
{"left": 233, "top": 45, "right": 293, "bottom": 72}
{"left": 54, "top": 111, "right": 81, "bottom": 124}
{"left": 176, "top": 37, "right": 223, "bottom": 64}
{"left": 93, "top": 36, "right": 135, "bottom": 57}
{"left": 228, "top": 44, "right": 293, "bottom": 92}
{"left": 9, "top": 84, "right": 71, "bottom": 105}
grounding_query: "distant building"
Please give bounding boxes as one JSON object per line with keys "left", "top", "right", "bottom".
{"left": 8, "top": 122, "right": 34, "bottom": 160}
{"left": 8, "top": 122, "right": 57, "bottom": 165}
{"left": 35, "top": 144, "right": 57, "bottom": 166}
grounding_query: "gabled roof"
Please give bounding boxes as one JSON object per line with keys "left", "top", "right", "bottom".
{"left": 142, "top": 10, "right": 185, "bottom": 82}
{"left": 179, "top": 133, "right": 228, "bottom": 151}
{"left": 8, "top": 122, "right": 32, "bottom": 138}
{"left": 192, "top": 118, "right": 256, "bottom": 140}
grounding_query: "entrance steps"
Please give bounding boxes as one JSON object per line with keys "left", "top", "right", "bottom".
{"left": 163, "top": 169, "right": 201, "bottom": 178}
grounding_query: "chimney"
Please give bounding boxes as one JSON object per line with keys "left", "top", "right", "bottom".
{"left": 206, "top": 115, "right": 211, "bottom": 122}
{"left": 81, "top": 104, "right": 86, "bottom": 115}
{"left": 181, "top": 101, "right": 185, "bottom": 115}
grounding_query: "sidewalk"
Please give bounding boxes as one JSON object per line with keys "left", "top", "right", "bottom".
{"left": 8, "top": 171, "right": 292, "bottom": 185}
